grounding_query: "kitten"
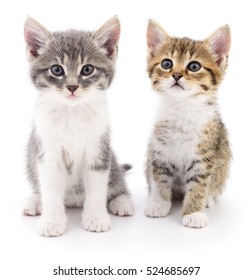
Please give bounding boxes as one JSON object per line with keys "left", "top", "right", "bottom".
{"left": 145, "top": 20, "right": 231, "bottom": 228}
{"left": 23, "top": 16, "right": 134, "bottom": 237}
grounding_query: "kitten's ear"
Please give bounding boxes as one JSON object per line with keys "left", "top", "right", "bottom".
{"left": 24, "top": 16, "right": 51, "bottom": 60}
{"left": 205, "top": 25, "right": 231, "bottom": 70}
{"left": 93, "top": 16, "right": 120, "bottom": 58}
{"left": 147, "top": 20, "right": 169, "bottom": 58}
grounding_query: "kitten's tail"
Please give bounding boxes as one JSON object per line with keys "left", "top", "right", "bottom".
{"left": 121, "top": 164, "right": 132, "bottom": 172}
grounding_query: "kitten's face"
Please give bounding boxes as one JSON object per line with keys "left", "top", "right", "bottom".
{"left": 147, "top": 21, "right": 231, "bottom": 98}
{"left": 24, "top": 17, "right": 120, "bottom": 105}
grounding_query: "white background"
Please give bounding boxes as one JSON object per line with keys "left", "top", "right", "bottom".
{"left": 0, "top": 0, "right": 251, "bottom": 279}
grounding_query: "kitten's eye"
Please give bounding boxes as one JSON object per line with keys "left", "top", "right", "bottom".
{"left": 161, "top": 59, "right": 173, "bottom": 70}
{"left": 187, "top": 61, "right": 201, "bottom": 72}
{"left": 51, "top": 65, "right": 65, "bottom": 76}
{"left": 81, "top": 64, "right": 94, "bottom": 76}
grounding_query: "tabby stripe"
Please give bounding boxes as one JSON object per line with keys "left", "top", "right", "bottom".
{"left": 186, "top": 173, "right": 210, "bottom": 184}
{"left": 198, "top": 173, "right": 210, "bottom": 179}
{"left": 155, "top": 167, "right": 174, "bottom": 177}
{"left": 204, "top": 67, "right": 217, "bottom": 85}
{"left": 149, "top": 63, "right": 159, "bottom": 78}
{"left": 200, "top": 84, "right": 209, "bottom": 91}
{"left": 186, "top": 176, "right": 200, "bottom": 184}
{"left": 189, "top": 41, "right": 196, "bottom": 57}
{"left": 187, "top": 160, "right": 201, "bottom": 172}
{"left": 171, "top": 163, "right": 178, "bottom": 171}
{"left": 152, "top": 160, "right": 174, "bottom": 177}
{"left": 96, "top": 66, "right": 107, "bottom": 74}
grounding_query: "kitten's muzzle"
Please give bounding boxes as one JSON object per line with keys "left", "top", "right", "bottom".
{"left": 171, "top": 73, "right": 184, "bottom": 89}
{"left": 171, "top": 82, "right": 184, "bottom": 90}
{"left": 66, "top": 85, "right": 79, "bottom": 93}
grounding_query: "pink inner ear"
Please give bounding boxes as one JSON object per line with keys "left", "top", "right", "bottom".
{"left": 211, "top": 31, "right": 230, "bottom": 65}
{"left": 103, "top": 28, "right": 120, "bottom": 57}
{"left": 215, "top": 34, "right": 228, "bottom": 64}
{"left": 147, "top": 24, "right": 165, "bottom": 57}
{"left": 24, "top": 17, "right": 50, "bottom": 59}
{"left": 24, "top": 30, "right": 42, "bottom": 57}
{"left": 148, "top": 30, "right": 161, "bottom": 47}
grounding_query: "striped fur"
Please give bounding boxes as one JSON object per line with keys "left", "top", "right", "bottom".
{"left": 24, "top": 17, "right": 134, "bottom": 236}
{"left": 145, "top": 20, "right": 232, "bottom": 228}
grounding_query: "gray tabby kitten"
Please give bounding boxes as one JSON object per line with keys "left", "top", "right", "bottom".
{"left": 23, "top": 16, "right": 134, "bottom": 237}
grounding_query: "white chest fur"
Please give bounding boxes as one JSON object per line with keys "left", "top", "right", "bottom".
{"left": 34, "top": 90, "right": 110, "bottom": 174}
{"left": 152, "top": 95, "right": 217, "bottom": 167}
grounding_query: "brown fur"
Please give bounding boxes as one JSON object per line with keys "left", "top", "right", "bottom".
{"left": 147, "top": 20, "right": 230, "bottom": 97}
{"left": 145, "top": 20, "right": 232, "bottom": 226}
{"left": 182, "top": 118, "right": 231, "bottom": 215}
{"left": 148, "top": 37, "right": 223, "bottom": 96}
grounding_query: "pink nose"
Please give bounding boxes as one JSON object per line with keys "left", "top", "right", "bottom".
{"left": 172, "top": 73, "right": 183, "bottom": 81}
{"left": 66, "top": 85, "right": 79, "bottom": 93}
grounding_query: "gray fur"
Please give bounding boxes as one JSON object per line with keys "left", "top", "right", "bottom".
{"left": 91, "top": 132, "right": 111, "bottom": 171}
{"left": 26, "top": 129, "right": 43, "bottom": 194}
{"left": 121, "top": 164, "right": 132, "bottom": 172}
{"left": 26, "top": 131, "right": 130, "bottom": 206}
{"left": 30, "top": 30, "right": 115, "bottom": 92}
{"left": 73, "top": 179, "right": 85, "bottom": 195}
{"left": 25, "top": 18, "right": 130, "bottom": 210}
{"left": 107, "top": 153, "right": 129, "bottom": 202}
{"left": 90, "top": 130, "right": 130, "bottom": 202}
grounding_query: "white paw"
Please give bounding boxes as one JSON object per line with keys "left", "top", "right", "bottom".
{"left": 205, "top": 196, "right": 215, "bottom": 208}
{"left": 37, "top": 217, "right": 66, "bottom": 237}
{"left": 23, "top": 194, "right": 41, "bottom": 216}
{"left": 82, "top": 214, "right": 111, "bottom": 232}
{"left": 183, "top": 212, "right": 208, "bottom": 228}
{"left": 109, "top": 194, "right": 134, "bottom": 216}
{"left": 145, "top": 201, "right": 171, "bottom": 218}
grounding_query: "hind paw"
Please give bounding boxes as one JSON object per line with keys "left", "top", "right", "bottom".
{"left": 23, "top": 194, "right": 41, "bottom": 216}
{"left": 109, "top": 194, "right": 134, "bottom": 216}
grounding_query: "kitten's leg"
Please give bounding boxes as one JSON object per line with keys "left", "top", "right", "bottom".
{"left": 183, "top": 120, "right": 231, "bottom": 228}
{"left": 109, "top": 194, "right": 134, "bottom": 216}
{"left": 107, "top": 154, "right": 134, "bottom": 216}
{"left": 25, "top": 130, "right": 42, "bottom": 216}
{"left": 182, "top": 166, "right": 210, "bottom": 228}
{"left": 37, "top": 162, "right": 67, "bottom": 237}
{"left": 145, "top": 154, "right": 173, "bottom": 217}
{"left": 82, "top": 169, "right": 111, "bottom": 232}
{"left": 145, "top": 180, "right": 172, "bottom": 217}
{"left": 23, "top": 194, "right": 41, "bottom": 216}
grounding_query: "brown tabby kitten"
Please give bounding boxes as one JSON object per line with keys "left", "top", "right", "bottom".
{"left": 145, "top": 20, "right": 231, "bottom": 228}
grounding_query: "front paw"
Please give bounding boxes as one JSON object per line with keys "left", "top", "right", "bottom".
{"left": 145, "top": 201, "right": 171, "bottom": 218}
{"left": 37, "top": 217, "right": 66, "bottom": 237}
{"left": 82, "top": 214, "right": 111, "bottom": 232}
{"left": 182, "top": 212, "right": 208, "bottom": 228}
